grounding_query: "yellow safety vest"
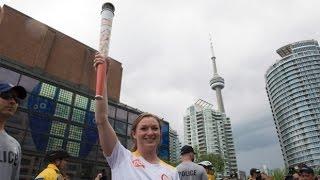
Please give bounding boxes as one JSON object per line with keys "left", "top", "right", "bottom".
{"left": 208, "top": 174, "right": 216, "bottom": 180}
{"left": 35, "top": 164, "right": 64, "bottom": 180}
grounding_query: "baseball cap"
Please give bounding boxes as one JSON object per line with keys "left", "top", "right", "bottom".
{"left": 181, "top": 145, "right": 196, "bottom": 155}
{"left": 0, "top": 82, "right": 27, "bottom": 99}
{"left": 250, "top": 168, "right": 260, "bottom": 175}
{"left": 300, "top": 166, "right": 314, "bottom": 174}
{"left": 45, "top": 149, "right": 70, "bottom": 162}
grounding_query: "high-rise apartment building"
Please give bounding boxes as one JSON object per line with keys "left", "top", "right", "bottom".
{"left": 183, "top": 38, "right": 238, "bottom": 176}
{"left": 183, "top": 100, "right": 237, "bottom": 176}
{"left": 265, "top": 39, "right": 320, "bottom": 168}
{"left": 169, "top": 128, "right": 181, "bottom": 163}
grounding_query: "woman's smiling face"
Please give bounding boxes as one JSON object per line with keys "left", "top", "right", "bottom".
{"left": 132, "top": 116, "right": 161, "bottom": 151}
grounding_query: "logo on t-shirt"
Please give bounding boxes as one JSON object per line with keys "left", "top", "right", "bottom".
{"left": 161, "top": 174, "right": 170, "bottom": 180}
{"left": 132, "top": 159, "right": 145, "bottom": 168}
{"left": 0, "top": 150, "right": 19, "bottom": 166}
{"left": 179, "top": 170, "right": 197, "bottom": 177}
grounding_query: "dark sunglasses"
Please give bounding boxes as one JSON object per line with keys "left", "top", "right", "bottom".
{"left": 0, "top": 91, "right": 21, "bottom": 104}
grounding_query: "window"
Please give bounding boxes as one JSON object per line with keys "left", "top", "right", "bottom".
{"left": 50, "top": 121, "right": 67, "bottom": 137}
{"left": 72, "top": 108, "right": 85, "bottom": 123}
{"left": 74, "top": 94, "right": 88, "bottom": 109}
{"left": 128, "top": 112, "right": 138, "bottom": 124}
{"left": 116, "top": 108, "right": 127, "bottom": 122}
{"left": 114, "top": 121, "right": 127, "bottom": 135}
{"left": 67, "top": 141, "right": 80, "bottom": 157}
{"left": 47, "top": 137, "right": 63, "bottom": 151}
{"left": 108, "top": 105, "right": 116, "bottom": 118}
{"left": 69, "top": 125, "right": 82, "bottom": 140}
{"left": 127, "top": 124, "right": 132, "bottom": 136}
{"left": 58, "top": 89, "right": 73, "bottom": 104}
{"left": 39, "top": 83, "right": 56, "bottom": 99}
{"left": 54, "top": 103, "right": 70, "bottom": 119}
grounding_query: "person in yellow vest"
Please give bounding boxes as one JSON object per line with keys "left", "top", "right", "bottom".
{"left": 199, "top": 161, "right": 216, "bottom": 180}
{"left": 35, "top": 149, "right": 70, "bottom": 180}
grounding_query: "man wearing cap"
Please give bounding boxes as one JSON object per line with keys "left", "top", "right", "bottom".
{"left": 35, "top": 149, "right": 70, "bottom": 180}
{"left": 249, "top": 168, "right": 271, "bottom": 180}
{"left": 249, "top": 168, "right": 261, "bottom": 180}
{"left": 0, "top": 82, "right": 27, "bottom": 180}
{"left": 177, "top": 145, "right": 208, "bottom": 180}
{"left": 300, "top": 166, "right": 315, "bottom": 180}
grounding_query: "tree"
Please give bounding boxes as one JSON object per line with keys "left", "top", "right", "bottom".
{"left": 314, "top": 167, "right": 320, "bottom": 176}
{"left": 197, "top": 153, "right": 225, "bottom": 173}
{"left": 162, "top": 159, "right": 179, "bottom": 167}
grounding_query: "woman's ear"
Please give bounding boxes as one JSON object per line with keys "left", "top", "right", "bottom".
{"left": 131, "top": 131, "right": 136, "bottom": 139}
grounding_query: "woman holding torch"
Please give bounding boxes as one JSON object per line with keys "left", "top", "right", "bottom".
{"left": 94, "top": 2, "right": 179, "bottom": 179}
{"left": 93, "top": 53, "right": 180, "bottom": 180}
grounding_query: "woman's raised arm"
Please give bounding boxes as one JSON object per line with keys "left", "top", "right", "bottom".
{"left": 94, "top": 53, "right": 118, "bottom": 156}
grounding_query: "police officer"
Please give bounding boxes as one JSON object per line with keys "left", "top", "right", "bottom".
{"left": 177, "top": 145, "right": 208, "bottom": 180}
{"left": 0, "top": 82, "right": 27, "bottom": 180}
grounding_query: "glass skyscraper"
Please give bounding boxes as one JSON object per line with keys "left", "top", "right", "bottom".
{"left": 265, "top": 39, "right": 320, "bottom": 168}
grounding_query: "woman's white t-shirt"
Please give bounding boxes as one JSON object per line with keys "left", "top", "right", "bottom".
{"left": 105, "top": 141, "right": 180, "bottom": 180}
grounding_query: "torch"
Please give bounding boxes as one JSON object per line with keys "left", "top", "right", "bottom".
{"left": 95, "top": 2, "right": 115, "bottom": 99}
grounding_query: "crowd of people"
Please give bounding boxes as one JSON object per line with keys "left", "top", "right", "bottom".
{"left": 247, "top": 165, "right": 319, "bottom": 180}
{"left": 284, "top": 164, "right": 319, "bottom": 180}
{"left": 1, "top": 53, "right": 320, "bottom": 180}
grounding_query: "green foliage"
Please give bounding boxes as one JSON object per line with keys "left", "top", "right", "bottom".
{"left": 162, "top": 159, "right": 179, "bottom": 167}
{"left": 197, "top": 153, "right": 225, "bottom": 173}
{"left": 269, "top": 168, "right": 286, "bottom": 180}
{"left": 193, "top": 146, "right": 200, "bottom": 160}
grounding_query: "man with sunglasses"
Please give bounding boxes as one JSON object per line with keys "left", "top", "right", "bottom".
{"left": 0, "top": 82, "right": 27, "bottom": 180}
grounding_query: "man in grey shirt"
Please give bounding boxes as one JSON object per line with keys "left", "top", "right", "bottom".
{"left": 177, "top": 145, "right": 208, "bottom": 180}
{"left": 0, "top": 82, "right": 27, "bottom": 180}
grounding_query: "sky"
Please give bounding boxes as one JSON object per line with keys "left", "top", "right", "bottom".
{"left": 2, "top": 0, "right": 320, "bottom": 174}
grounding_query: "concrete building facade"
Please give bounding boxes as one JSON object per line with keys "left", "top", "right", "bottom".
{"left": 265, "top": 39, "right": 320, "bottom": 168}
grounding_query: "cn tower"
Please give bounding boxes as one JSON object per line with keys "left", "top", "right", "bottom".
{"left": 209, "top": 36, "right": 225, "bottom": 113}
